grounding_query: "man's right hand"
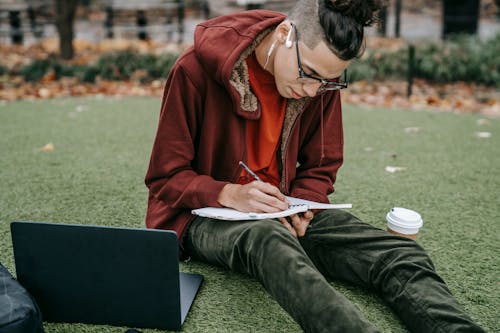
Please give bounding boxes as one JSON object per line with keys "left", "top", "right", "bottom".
{"left": 217, "top": 181, "right": 290, "bottom": 213}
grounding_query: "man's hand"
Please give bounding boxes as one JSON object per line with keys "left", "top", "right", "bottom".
{"left": 217, "top": 181, "right": 290, "bottom": 213}
{"left": 278, "top": 211, "right": 314, "bottom": 237}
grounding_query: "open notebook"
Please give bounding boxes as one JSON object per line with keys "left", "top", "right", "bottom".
{"left": 192, "top": 196, "right": 352, "bottom": 221}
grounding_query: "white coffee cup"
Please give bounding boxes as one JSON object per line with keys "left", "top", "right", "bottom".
{"left": 386, "top": 207, "right": 423, "bottom": 240}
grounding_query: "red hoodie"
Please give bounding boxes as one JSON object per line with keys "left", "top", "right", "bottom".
{"left": 145, "top": 10, "right": 344, "bottom": 243}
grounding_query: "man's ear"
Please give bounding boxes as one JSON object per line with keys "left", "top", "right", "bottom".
{"left": 276, "top": 21, "right": 293, "bottom": 47}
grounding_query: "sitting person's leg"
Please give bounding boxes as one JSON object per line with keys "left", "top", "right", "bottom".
{"left": 300, "top": 209, "right": 485, "bottom": 333}
{"left": 185, "top": 216, "right": 380, "bottom": 333}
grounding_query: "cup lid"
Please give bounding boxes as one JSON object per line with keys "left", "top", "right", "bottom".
{"left": 386, "top": 207, "right": 423, "bottom": 229}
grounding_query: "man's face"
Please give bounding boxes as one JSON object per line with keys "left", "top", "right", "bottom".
{"left": 272, "top": 38, "right": 351, "bottom": 99}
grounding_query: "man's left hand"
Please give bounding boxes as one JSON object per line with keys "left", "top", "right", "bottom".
{"left": 277, "top": 210, "right": 314, "bottom": 237}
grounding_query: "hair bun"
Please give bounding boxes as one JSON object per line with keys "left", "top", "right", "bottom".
{"left": 324, "top": 0, "right": 385, "bottom": 27}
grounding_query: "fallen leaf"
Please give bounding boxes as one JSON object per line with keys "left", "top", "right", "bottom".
{"left": 476, "top": 118, "right": 490, "bottom": 126}
{"left": 385, "top": 166, "right": 406, "bottom": 173}
{"left": 151, "top": 80, "right": 163, "bottom": 89}
{"left": 426, "top": 95, "right": 440, "bottom": 105}
{"left": 41, "top": 69, "right": 56, "bottom": 83}
{"left": 404, "top": 127, "right": 421, "bottom": 134}
{"left": 481, "top": 103, "right": 500, "bottom": 117}
{"left": 38, "top": 88, "right": 51, "bottom": 99}
{"left": 75, "top": 105, "right": 88, "bottom": 113}
{"left": 475, "top": 132, "right": 492, "bottom": 139}
{"left": 39, "top": 143, "right": 54, "bottom": 151}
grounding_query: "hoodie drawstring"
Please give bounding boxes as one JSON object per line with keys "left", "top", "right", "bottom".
{"left": 319, "top": 94, "right": 325, "bottom": 167}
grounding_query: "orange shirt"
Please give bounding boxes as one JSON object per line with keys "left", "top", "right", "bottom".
{"left": 238, "top": 53, "right": 286, "bottom": 187}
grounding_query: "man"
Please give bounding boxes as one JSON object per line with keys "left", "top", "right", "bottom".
{"left": 145, "top": 0, "right": 485, "bottom": 331}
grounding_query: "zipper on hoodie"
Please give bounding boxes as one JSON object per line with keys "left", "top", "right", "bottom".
{"left": 232, "top": 118, "right": 248, "bottom": 183}
{"left": 280, "top": 99, "right": 311, "bottom": 194}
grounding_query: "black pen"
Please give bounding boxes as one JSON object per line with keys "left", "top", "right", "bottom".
{"left": 238, "top": 161, "right": 262, "bottom": 182}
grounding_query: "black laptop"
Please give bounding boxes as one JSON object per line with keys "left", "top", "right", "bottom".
{"left": 10, "top": 221, "right": 203, "bottom": 331}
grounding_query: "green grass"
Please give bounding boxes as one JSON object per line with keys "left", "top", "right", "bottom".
{"left": 0, "top": 97, "right": 498, "bottom": 333}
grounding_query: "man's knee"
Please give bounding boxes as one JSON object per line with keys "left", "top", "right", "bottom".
{"left": 371, "top": 239, "right": 439, "bottom": 290}
{"left": 233, "top": 220, "right": 298, "bottom": 264}
{"left": 231, "top": 219, "right": 315, "bottom": 281}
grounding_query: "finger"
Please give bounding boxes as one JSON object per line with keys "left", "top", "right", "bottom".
{"left": 250, "top": 200, "right": 283, "bottom": 213}
{"left": 277, "top": 217, "right": 297, "bottom": 237}
{"left": 303, "top": 210, "right": 314, "bottom": 220}
{"left": 252, "top": 181, "right": 288, "bottom": 203}
{"left": 259, "top": 194, "right": 289, "bottom": 211}
{"left": 248, "top": 187, "right": 289, "bottom": 211}
{"left": 288, "top": 214, "right": 309, "bottom": 237}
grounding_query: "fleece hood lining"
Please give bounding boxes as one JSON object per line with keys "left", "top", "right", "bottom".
{"left": 229, "top": 27, "right": 275, "bottom": 113}
{"left": 225, "top": 24, "right": 309, "bottom": 192}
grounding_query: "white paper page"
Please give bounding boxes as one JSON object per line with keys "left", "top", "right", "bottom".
{"left": 286, "top": 196, "right": 352, "bottom": 209}
{"left": 192, "top": 205, "right": 308, "bottom": 221}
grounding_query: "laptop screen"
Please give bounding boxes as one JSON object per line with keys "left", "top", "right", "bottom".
{"left": 11, "top": 221, "right": 194, "bottom": 330}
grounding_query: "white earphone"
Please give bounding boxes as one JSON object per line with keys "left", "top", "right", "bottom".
{"left": 285, "top": 27, "right": 293, "bottom": 48}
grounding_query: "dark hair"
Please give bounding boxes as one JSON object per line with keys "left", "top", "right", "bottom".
{"left": 319, "top": 0, "right": 385, "bottom": 60}
{"left": 287, "top": 0, "right": 385, "bottom": 61}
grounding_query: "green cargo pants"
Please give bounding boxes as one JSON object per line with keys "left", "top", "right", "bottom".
{"left": 185, "top": 209, "right": 485, "bottom": 333}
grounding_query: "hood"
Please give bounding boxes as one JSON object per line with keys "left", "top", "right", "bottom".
{"left": 194, "top": 11, "right": 312, "bottom": 190}
{"left": 194, "top": 10, "right": 285, "bottom": 117}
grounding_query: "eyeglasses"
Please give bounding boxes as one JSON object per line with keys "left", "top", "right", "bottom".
{"left": 292, "top": 23, "right": 348, "bottom": 93}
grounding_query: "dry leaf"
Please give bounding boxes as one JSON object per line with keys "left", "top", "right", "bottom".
{"left": 41, "top": 69, "right": 56, "bottom": 83}
{"left": 385, "top": 166, "right": 406, "bottom": 173}
{"left": 39, "top": 143, "right": 54, "bottom": 151}
{"left": 475, "top": 132, "right": 492, "bottom": 138}
{"left": 404, "top": 127, "right": 421, "bottom": 134}
{"left": 38, "top": 88, "right": 51, "bottom": 99}
{"left": 426, "top": 95, "right": 440, "bottom": 105}
{"left": 75, "top": 105, "right": 88, "bottom": 113}
{"left": 151, "top": 80, "right": 163, "bottom": 89}
{"left": 481, "top": 103, "right": 500, "bottom": 117}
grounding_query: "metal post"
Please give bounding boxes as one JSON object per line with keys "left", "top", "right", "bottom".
{"left": 407, "top": 44, "right": 415, "bottom": 97}
{"left": 27, "top": 6, "right": 43, "bottom": 38}
{"left": 136, "top": 10, "right": 148, "bottom": 40}
{"left": 395, "top": 0, "right": 401, "bottom": 38}
{"left": 378, "top": 6, "right": 387, "bottom": 37}
{"left": 202, "top": 0, "right": 210, "bottom": 19}
{"left": 9, "top": 10, "right": 23, "bottom": 44}
{"left": 104, "top": 6, "right": 114, "bottom": 39}
{"left": 166, "top": 13, "right": 173, "bottom": 42}
{"left": 177, "top": 0, "right": 184, "bottom": 44}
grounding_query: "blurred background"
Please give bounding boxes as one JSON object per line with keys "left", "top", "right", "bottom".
{"left": 1, "top": 0, "right": 499, "bottom": 116}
